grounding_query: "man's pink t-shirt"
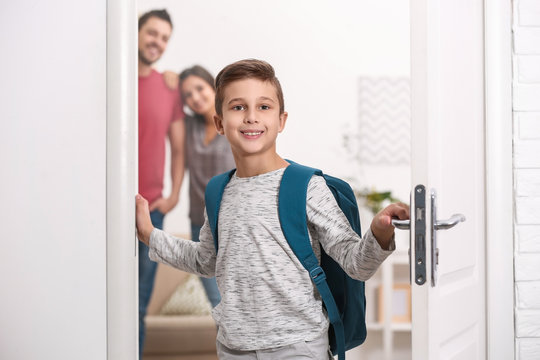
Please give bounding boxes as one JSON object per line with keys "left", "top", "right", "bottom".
{"left": 139, "top": 69, "right": 184, "bottom": 205}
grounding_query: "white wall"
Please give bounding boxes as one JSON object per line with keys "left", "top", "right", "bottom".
{"left": 0, "top": 1, "right": 108, "bottom": 359}
{"left": 137, "top": 0, "right": 411, "bottom": 235}
{"left": 513, "top": 0, "right": 540, "bottom": 358}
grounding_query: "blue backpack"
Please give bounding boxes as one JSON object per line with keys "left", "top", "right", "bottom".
{"left": 204, "top": 161, "right": 367, "bottom": 360}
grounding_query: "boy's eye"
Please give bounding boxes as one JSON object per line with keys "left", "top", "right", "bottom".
{"left": 232, "top": 105, "right": 245, "bottom": 111}
{"left": 260, "top": 105, "right": 270, "bottom": 110}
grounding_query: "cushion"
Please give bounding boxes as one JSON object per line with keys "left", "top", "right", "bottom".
{"left": 159, "top": 274, "right": 212, "bottom": 316}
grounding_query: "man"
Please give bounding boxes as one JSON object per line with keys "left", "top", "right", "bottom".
{"left": 137, "top": 9, "right": 184, "bottom": 357}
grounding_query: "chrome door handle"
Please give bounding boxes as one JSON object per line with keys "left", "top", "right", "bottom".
{"left": 392, "top": 219, "right": 410, "bottom": 230}
{"left": 393, "top": 213, "right": 465, "bottom": 230}
{"left": 434, "top": 214, "right": 466, "bottom": 230}
{"left": 391, "top": 187, "right": 466, "bottom": 287}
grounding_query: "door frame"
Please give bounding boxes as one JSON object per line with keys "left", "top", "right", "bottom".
{"left": 106, "top": 0, "right": 138, "bottom": 358}
{"left": 484, "top": 0, "right": 515, "bottom": 358}
{"left": 104, "top": 0, "right": 515, "bottom": 358}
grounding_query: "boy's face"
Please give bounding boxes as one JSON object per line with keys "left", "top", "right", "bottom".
{"left": 214, "top": 78, "right": 287, "bottom": 160}
{"left": 138, "top": 17, "right": 172, "bottom": 65}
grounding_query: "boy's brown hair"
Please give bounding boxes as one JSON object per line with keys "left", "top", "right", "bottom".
{"left": 214, "top": 59, "right": 285, "bottom": 116}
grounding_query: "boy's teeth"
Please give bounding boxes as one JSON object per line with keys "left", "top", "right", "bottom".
{"left": 244, "top": 132, "right": 261, "bottom": 136}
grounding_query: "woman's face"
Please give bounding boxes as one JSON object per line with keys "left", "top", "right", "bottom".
{"left": 181, "top": 75, "right": 216, "bottom": 117}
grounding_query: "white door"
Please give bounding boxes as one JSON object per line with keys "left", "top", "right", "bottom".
{"left": 408, "top": 0, "right": 486, "bottom": 359}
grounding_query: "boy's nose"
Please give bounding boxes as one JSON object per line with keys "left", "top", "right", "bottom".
{"left": 244, "top": 109, "right": 258, "bottom": 124}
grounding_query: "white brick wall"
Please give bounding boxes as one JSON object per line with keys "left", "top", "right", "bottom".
{"left": 517, "top": 0, "right": 540, "bottom": 26}
{"left": 517, "top": 57, "right": 540, "bottom": 83}
{"left": 514, "top": 1, "right": 540, "bottom": 358}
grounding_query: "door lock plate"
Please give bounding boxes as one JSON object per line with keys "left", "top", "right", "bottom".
{"left": 414, "top": 185, "right": 426, "bottom": 285}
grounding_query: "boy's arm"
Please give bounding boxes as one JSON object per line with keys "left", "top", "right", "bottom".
{"left": 136, "top": 194, "right": 154, "bottom": 246}
{"left": 136, "top": 194, "right": 216, "bottom": 277}
{"left": 370, "top": 202, "right": 410, "bottom": 250}
{"left": 149, "top": 227, "right": 216, "bottom": 277}
{"left": 306, "top": 177, "right": 408, "bottom": 281}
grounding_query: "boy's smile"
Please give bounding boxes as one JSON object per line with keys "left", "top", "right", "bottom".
{"left": 214, "top": 78, "right": 287, "bottom": 164}
{"left": 240, "top": 130, "right": 264, "bottom": 138}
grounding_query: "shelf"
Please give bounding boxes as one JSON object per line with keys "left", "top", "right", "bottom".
{"left": 364, "top": 243, "right": 412, "bottom": 358}
{"left": 391, "top": 323, "right": 412, "bottom": 332}
{"left": 366, "top": 322, "right": 384, "bottom": 331}
{"left": 367, "top": 322, "right": 411, "bottom": 332}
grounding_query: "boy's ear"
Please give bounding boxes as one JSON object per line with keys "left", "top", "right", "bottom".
{"left": 214, "top": 114, "right": 225, "bottom": 135}
{"left": 278, "top": 112, "right": 288, "bottom": 133}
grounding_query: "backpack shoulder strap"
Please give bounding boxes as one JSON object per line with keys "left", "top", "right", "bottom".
{"left": 204, "top": 169, "right": 235, "bottom": 252}
{"left": 278, "top": 162, "right": 347, "bottom": 360}
{"left": 278, "top": 162, "right": 322, "bottom": 270}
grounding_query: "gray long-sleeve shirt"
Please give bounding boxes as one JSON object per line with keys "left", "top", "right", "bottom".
{"left": 149, "top": 167, "right": 394, "bottom": 351}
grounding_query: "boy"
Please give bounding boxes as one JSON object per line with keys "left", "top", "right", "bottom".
{"left": 136, "top": 59, "right": 409, "bottom": 359}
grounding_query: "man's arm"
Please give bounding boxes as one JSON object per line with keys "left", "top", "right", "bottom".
{"left": 149, "top": 119, "right": 185, "bottom": 213}
{"left": 168, "top": 119, "right": 186, "bottom": 208}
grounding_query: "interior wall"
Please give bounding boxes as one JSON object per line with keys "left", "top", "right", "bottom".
{"left": 512, "top": 0, "right": 540, "bottom": 358}
{"left": 0, "top": 1, "right": 107, "bottom": 359}
{"left": 137, "top": 0, "right": 411, "bottom": 235}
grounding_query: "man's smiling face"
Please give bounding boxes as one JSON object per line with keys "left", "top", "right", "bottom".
{"left": 138, "top": 16, "right": 171, "bottom": 65}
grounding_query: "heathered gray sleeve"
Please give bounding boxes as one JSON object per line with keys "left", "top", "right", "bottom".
{"left": 148, "top": 216, "right": 217, "bottom": 277}
{"left": 306, "top": 176, "right": 395, "bottom": 281}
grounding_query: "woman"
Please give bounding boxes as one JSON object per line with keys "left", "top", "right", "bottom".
{"left": 165, "top": 65, "right": 235, "bottom": 308}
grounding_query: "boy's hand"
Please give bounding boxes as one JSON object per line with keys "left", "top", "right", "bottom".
{"left": 370, "top": 202, "right": 410, "bottom": 250}
{"left": 136, "top": 194, "right": 155, "bottom": 246}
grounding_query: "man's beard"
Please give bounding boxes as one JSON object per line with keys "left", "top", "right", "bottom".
{"left": 138, "top": 50, "right": 154, "bottom": 66}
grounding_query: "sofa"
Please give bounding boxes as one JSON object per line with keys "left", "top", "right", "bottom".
{"left": 143, "top": 263, "right": 218, "bottom": 360}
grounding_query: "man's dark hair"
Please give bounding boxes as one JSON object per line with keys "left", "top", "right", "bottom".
{"left": 138, "top": 9, "right": 173, "bottom": 30}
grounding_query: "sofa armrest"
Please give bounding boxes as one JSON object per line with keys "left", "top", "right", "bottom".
{"left": 144, "top": 315, "right": 217, "bottom": 355}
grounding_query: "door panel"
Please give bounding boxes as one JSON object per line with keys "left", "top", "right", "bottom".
{"left": 409, "top": 0, "right": 486, "bottom": 359}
